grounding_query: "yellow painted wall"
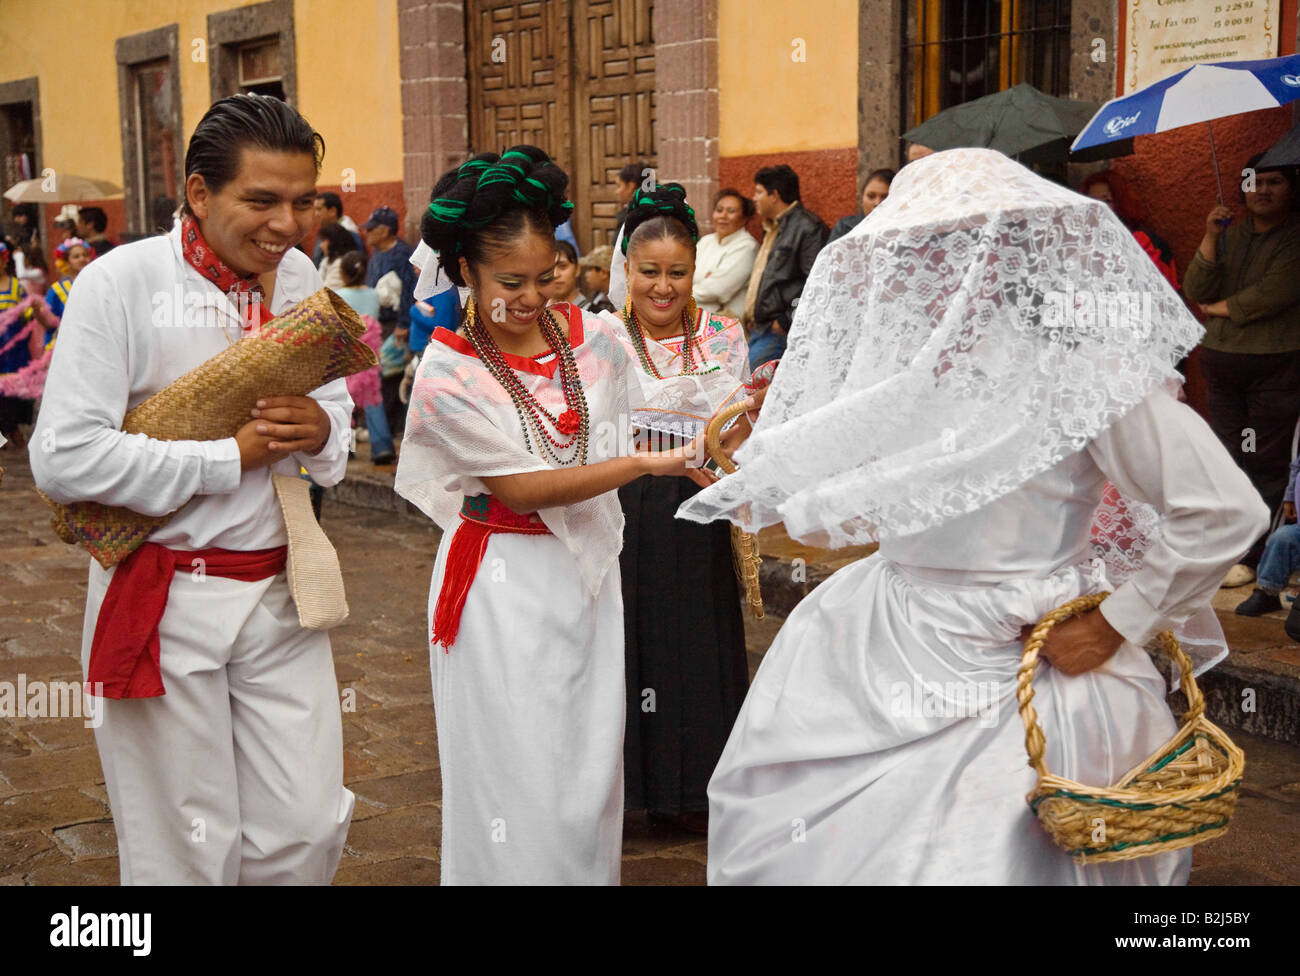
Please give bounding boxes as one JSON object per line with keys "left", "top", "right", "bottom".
{"left": 295, "top": 0, "right": 403, "bottom": 184}
{"left": 0, "top": 0, "right": 402, "bottom": 186}
{"left": 718, "top": 0, "right": 858, "bottom": 156}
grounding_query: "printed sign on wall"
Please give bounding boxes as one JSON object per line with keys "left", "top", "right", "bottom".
{"left": 1126, "top": 0, "right": 1277, "bottom": 92}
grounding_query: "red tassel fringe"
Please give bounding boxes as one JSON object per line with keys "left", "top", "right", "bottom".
{"left": 431, "top": 520, "right": 495, "bottom": 651}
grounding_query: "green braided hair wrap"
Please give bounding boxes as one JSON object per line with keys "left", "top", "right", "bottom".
{"left": 420, "top": 145, "right": 574, "bottom": 285}
{"left": 620, "top": 182, "right": 698, "bottom": 254}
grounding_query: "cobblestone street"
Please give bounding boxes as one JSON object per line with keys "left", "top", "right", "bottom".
{"left": 2, "top": 448, "right": 1298, "bottom": 885}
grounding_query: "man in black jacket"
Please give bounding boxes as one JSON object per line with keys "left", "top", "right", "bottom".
{"left": 742, "top": 164, "right": 828, "bottom": 369}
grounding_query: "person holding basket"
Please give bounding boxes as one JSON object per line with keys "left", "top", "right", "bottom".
{"left": 682, "top": 148, "right": 1268, "bottom": 885}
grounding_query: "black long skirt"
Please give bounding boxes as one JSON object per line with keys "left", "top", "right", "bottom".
{"left": 618, "top": 474, "right": 750, "bottom": 815}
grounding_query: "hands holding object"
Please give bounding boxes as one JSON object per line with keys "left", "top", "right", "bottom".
{"left": 1206, "top": 204, "right": 1233, "bottom": 236}
{"left": 691, "top": 376, "right": 772, "bottom": 485}
{"left": 237, "top": 396, "right": 332, "bottom": 470}
{"left": 1019, "top": 609, "right": 1125, "bottom": 676}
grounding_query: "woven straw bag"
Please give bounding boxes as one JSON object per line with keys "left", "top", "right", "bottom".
{"left": 1018, "top": 592, "right": 1244, "bottom": 863}
{"left": 41, "top": 288, "right": 376, "bottom": 569}
{"left": 705, "top": 400, "right": 764, "bottom": 620}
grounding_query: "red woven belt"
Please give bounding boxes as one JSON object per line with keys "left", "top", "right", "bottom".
{"left": 88, "top": 543, "right": 288, "bottom": 699}
{"left": 431, "top": 494, "right": 550, "bottom": 650}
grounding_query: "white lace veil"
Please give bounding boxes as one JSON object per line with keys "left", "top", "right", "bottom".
{"left": 677, "top": 148, "right": 1221, "bottom": 674}
{"left": 677, "top": 148, "right": 1202, "bottom": 544}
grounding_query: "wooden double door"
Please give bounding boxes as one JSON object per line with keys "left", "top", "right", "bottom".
{"left": 466, "top": 0, "right": 656, "bottom": 251}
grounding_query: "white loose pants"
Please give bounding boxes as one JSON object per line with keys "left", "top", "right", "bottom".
{"left": 82, "top": 561, "right": 355, "bottom": 885}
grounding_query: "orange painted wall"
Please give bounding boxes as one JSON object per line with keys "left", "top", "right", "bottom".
{"left": 715, "top": 0, "right": 861, "bottom": 239}
{"left": 719, "top": 148, "right": 861, "bottom": 238}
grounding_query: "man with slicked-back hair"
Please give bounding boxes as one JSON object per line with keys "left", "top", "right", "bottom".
{"left": 32, "top": 94, "right": 355, "bottom": 885}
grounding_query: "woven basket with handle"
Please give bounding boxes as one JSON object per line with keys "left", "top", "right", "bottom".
{"left": 704, "top": 400, "right": 763, "bottom": 620}
{"left": 40, "top": 287, "right": 376, "bottom": 568}
{"left": 1018, "top": 592, "right": 1244, "bottom": 863}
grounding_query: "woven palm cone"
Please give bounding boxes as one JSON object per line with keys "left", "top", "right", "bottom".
{"left": 41, "top": 288, "right": 377, "bottom": 568}
{"left": 1018, "top": 592, "right": 1244, "bottom": 863}
{"left": 705, "top": 400, "right": 764, "bottom": 620}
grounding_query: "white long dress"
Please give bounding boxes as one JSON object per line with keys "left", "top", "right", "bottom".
{"left": 707, "top": 389, "right": 1269, "bottom": 884}
{"left": 395, "top": 303, "right": 639, "bottom": 885}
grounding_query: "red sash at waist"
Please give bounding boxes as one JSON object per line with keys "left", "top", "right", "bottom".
{"left": 88, "top": 543, "right": 288, "bottom": 699}
{"left": 431, "top": 495, "right": 551, "bottom": 650}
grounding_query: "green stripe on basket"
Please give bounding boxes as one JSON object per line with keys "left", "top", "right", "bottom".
{"left": 1142, "top": 734, "right": 1230, "bottom": 774}
{"left": 1030, "top": 779, "right": 1241, "bottom": 814}
{"left": 1065, "top": 817, "right": 1231, "bottom": 857}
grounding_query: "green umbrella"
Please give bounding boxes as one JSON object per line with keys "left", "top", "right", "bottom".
{"left": 903, "top": 84, "right": 1130, "bottom": 164}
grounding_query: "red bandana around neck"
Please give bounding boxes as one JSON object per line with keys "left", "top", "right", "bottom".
{"left": 180, "top": 213, "right": 267, "bottom": 331}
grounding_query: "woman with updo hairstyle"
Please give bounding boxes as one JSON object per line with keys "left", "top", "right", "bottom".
{"left": 394, "top": 146, "right": 707, "bottom": 884}
{"left": 598, "top": 182, "right": 752, "bottom": 834}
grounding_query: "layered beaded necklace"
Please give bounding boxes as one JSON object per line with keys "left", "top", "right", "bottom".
{"left": 461, "top": 297, "right": 590, "bottom": 466}
{"left": 621, "top": 295, "right": 702, "bottom": 380}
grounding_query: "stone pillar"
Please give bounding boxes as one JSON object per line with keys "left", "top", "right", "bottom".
{"left": 654, "top": 0, "right": 720, "bottom": 215}
{"left": 398, "top": 0, "right": 469, "bottom": 242}
{"left": 1067, "top": 0, "right": 1119, "bottom": 185}
{"left": 858, "top": 0, "right": 905, "bottom": 173}
{"left": 1070, "top": 0, "right": 1118, "bottom": 103}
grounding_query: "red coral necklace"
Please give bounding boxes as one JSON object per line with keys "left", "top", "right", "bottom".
{"left": 461, "top": 298, "right": 590, "bottom": 466}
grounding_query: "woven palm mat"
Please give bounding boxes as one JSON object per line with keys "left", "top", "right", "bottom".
{"left": 40, "top": 288, "right": 376, "bottom": 567}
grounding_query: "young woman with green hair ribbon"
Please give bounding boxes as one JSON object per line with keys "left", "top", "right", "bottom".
{"left": 395, "top": 148, "right": 710, "bottom": 884}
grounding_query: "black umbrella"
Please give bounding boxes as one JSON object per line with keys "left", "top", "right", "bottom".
{"left": 904, "top": 84, "right": 1131, "bottom": 164}
{"left": 1258, "top": 118, "right": 1300, "bottom": 167}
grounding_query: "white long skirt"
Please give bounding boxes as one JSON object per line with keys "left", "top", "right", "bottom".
{"left": 707, "top": 555, "right": 1193, "bottom": 885}
{"left": 429, "top": 531, "right": 625, "bottom": 885}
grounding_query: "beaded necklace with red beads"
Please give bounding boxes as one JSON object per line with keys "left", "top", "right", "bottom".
{"left": 461, "top": 297, "right": 590, "bottom": 466}
{"left": 622, "top": 296, "right": 702, "bottom": 380}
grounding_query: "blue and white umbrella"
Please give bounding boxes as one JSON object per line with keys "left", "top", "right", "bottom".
{"left": 1072, "top": 54, "right": 1300, "bottom": 200}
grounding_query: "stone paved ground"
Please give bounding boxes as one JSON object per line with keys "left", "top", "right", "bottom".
{"left": 1, "top": 446, "right": 1298, "bottom": 885}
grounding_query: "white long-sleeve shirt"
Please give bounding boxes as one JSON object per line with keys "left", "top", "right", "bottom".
{"left": 1087, "top": 389, "right": 1270, "bottom": 645}
{"left": 693, "top": 229, "right": 759, "bottom": 319}
{"left": 878, "top": 389, "right": 1268, "bottom": 647}
{"left": 30, "top": 227, "right": 353, "bottom": 552}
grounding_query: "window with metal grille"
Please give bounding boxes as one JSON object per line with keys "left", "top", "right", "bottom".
{"left": 902, "top": 0, "right": 1072, "bottom": 129}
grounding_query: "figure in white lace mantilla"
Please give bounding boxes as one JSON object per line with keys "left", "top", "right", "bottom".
{"left": 679, "top": 148, "right": 1269, "bottom": 885}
